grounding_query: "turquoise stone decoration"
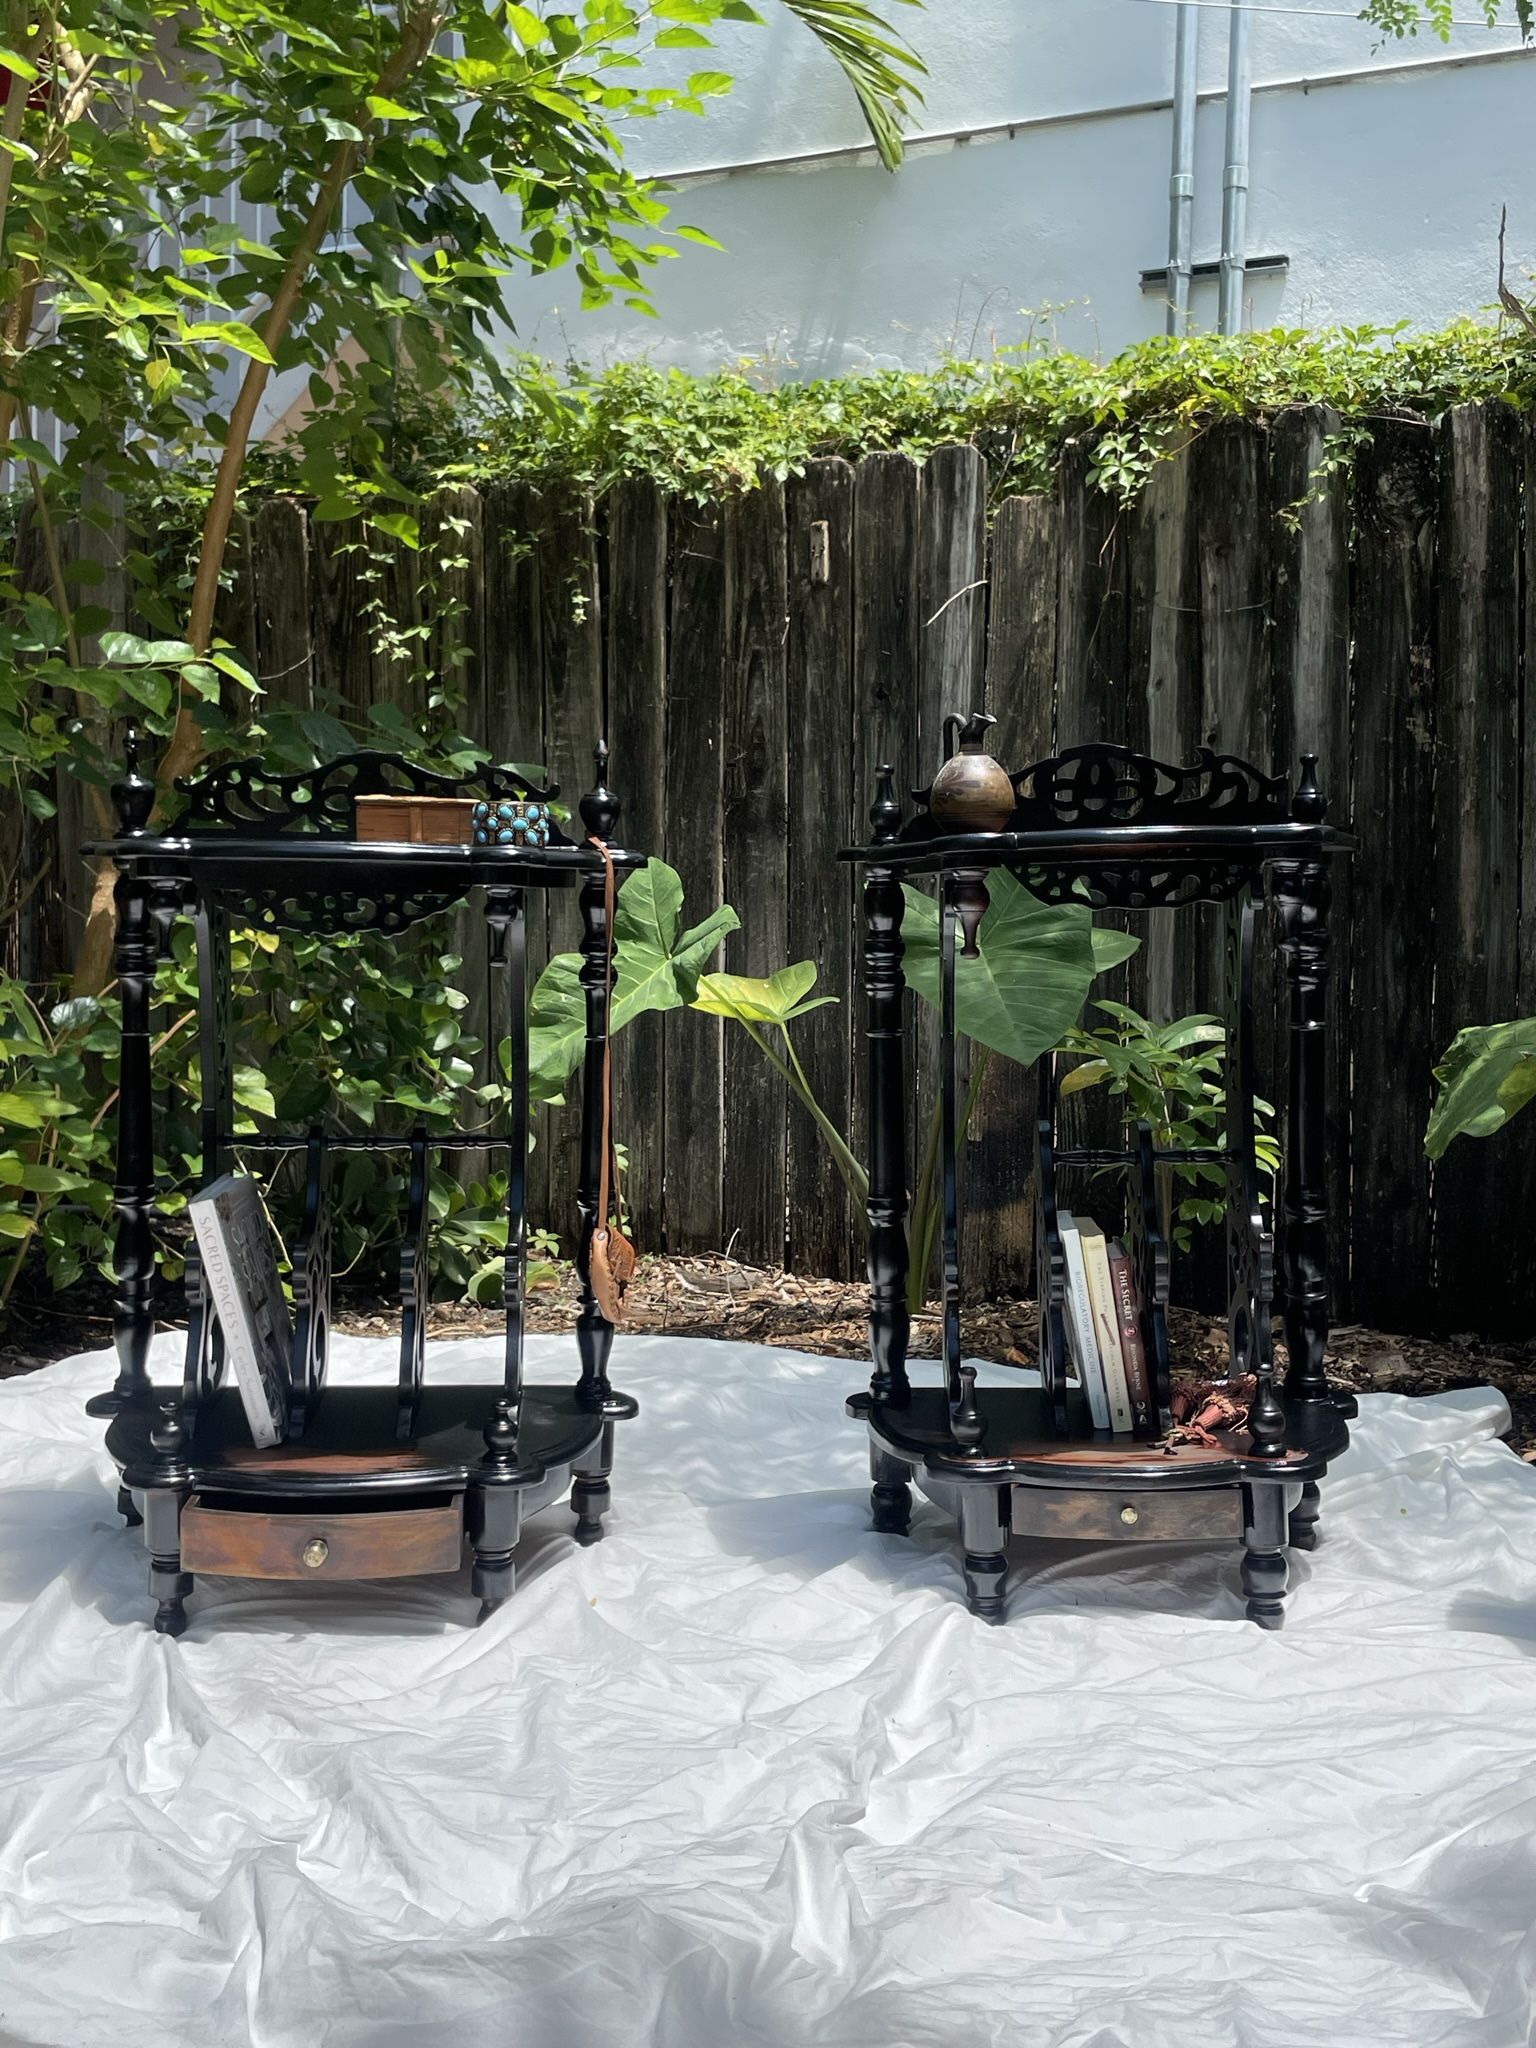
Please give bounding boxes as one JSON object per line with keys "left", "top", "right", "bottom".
{"left": 473, "top": 799, "right": 550, "bottom": 849}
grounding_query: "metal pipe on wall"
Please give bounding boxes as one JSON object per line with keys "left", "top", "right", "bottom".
{"left": 1167, "top": 5, "right": 1200, "bottom": 335}
{"left": 1171, "top": 6, "right": 1212, "bottom": 331}
{"left": 1218, "top": 4, "right": 1254, "bottom": 334}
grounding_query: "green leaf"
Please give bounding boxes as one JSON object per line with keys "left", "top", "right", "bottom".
{"left": 99, "top": 630, "right": 195, "bottom": 667}
{"left": 0, "top": 1090, "right": 59, "bottom": 1130}
{"left": 1091, "top": 925, "right": 1141, "bottom": 972}
{"left": 180, "top": 319, "right": 276, "bottom": 366}
{"left": 0, "top": 1212, "right": 35, "bottom": 1241}
{"left": 900, "top": 872, "right": 1109, "bottom": 1068}
{"left": 527, "top": 861, "right": 738, "bottom": 1096}
{"left": 0, "top": 48, "right": 39, "bottom": 81}
{"left": 692, "top": 962, "right": 836, "bottom": 1026}
{"left": 1425, "top": 1018, "right": 1536, "bottom": 1158}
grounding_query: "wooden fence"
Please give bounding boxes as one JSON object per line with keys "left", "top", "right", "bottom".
{"left": 20, "top": 400, "right": 1536, "bottom": 1337}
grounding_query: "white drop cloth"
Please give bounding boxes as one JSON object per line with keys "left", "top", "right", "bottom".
{"left": 2, "top": 1332, "right": 1536, "bottom": 2048}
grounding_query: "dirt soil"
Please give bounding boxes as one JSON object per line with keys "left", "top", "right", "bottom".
{"left": 8, "top": 1255, "right": 1535, "bottom": 1455}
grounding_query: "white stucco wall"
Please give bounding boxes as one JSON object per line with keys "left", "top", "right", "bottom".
{"left": 486, "top": 4, "right": 1536, "bottom": 373}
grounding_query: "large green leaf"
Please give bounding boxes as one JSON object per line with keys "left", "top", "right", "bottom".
{"left": 1425, "top": 1018, "right": 1536, "bottom": 1159}
{"left": 526, "top": 861, "right": 739, "bottom": 1098}
{"left": 692, "top": 962, "right": 837, "bottom": 1026}
{"left": 900, "top": 871, "right": 1135, "bottom": 1068}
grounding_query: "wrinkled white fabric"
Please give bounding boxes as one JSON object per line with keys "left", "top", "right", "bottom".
{"left": 2, "top": 1333, "right": 1536, "bottom": 2048}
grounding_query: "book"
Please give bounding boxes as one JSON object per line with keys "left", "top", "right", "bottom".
{"left": 1075, "top": 1219, "right": 1134, "bottom": 1435}
{"left": 1107, "top": 1240, "right": 1153, "bottom": 1435}
{"left": 189, "top": 1172, "right": 291, "bottom": 1449}
{"left": 1058, "top": 1215, "right": 1110, "bottom": 1431}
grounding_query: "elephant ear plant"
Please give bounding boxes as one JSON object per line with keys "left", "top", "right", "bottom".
{"left": 1425, "top": 1020, "right": 1536, "bottom": 1158}
{"left": 695, "top": 870, "right": 1137, "bottom": 1312}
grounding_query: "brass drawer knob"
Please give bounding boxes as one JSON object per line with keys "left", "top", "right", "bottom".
{"left": 1119, "top": 1505, "right": 1139, "bottom": 1527}
{"left": 302, "top": 1537, "right": 329, "bottom": 1569}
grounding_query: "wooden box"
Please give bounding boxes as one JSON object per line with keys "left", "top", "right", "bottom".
{"left": 354, "top": 794, "right": 477, "bottom": 845}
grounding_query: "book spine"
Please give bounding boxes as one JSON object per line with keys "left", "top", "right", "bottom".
{"left": 1080, "top": 1230, "right": 1134, "bottom": 1434}
{"left": 1108, "top": 1242, "right": 1153, "bottom": 1434}
{"left": 1059, "top": 1219, "right": 1110, "bottom": 1431}
{"left": 190, "top": 1193, "right": 283, "bottom": 1449}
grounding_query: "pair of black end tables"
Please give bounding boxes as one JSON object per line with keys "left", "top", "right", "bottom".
{"left": 88, "top": 717, "right": 1353, "bottom": 1637}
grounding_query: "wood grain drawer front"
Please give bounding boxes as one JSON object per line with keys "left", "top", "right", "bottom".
{"left": 1011, "top": 1486, "right": 1242, "bottom": 1545}
{"left": 182, "top": 1495, "right": 465, "bottom": 1580}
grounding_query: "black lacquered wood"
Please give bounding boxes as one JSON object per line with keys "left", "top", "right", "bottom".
{"left": 1275, "top": 837, "right": 1334, "bottom": 1403}
{"left": 487, "top": 887, "right": 529, "bottom": 1416}
{"left": 845, "top": 727, "right": 1356, "bottom": 1627}
{"left": 286, "top": 1129, "right": 331, "bottom": 1438}
{"left": 862, "top": 769, "right": 911, "bottom": 1409}
{"left": 939, "top": 878, "right": 963, "bottom": 1415}
{"left": 88, "top": 737, "right": 642, "bottom": 1632}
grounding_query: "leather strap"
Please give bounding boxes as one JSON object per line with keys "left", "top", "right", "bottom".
{"left": 589, "top": 834, "right": 620, "bottom": 1233}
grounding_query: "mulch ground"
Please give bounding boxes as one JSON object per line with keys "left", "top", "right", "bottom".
{"left": 7, "top": 1254, "right": 1535, "bottom": 1454}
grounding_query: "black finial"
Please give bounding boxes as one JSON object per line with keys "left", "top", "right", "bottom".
{"left": 579, "top": 736, "right": 620, "bottom": 841}
{"left": 149, "top": 1398, "right": 190, "bottom": 1481}
{"left": 1291, "top": 753, "right": 1327, "bottom": 824}
{"left": 482, "top": 1395, "right": 519, "bottom": 1471}
{"left": 952, "top": 1363, "right": 983, "bottom": 1448}
{"left": 870, "top": 763, "right": 902, "bottom": 845}
{"left": 113, "top": 724, "right": 155, "bottom": 838}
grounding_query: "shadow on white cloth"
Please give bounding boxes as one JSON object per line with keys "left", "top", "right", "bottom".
{"left": 1, "top": 1332, "right": 1535, "bottom": 2048}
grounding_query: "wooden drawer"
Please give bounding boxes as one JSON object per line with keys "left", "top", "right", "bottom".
{"left": 1011, "top": 1485, "right": 1242, "bottom": 1545}
{"left": 182, "top": 1493, "right": 465, "bottom": 1580}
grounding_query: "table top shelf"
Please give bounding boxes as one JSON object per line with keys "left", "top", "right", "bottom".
{"left": 852, "top": 1384, "right": 1353, "bottom": 1487}
{"left": 107, "top": 1385, "right": 610, "bottom": 1498}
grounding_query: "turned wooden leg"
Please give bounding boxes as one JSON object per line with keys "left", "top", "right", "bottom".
{"left": 572, "top": 1421, "right": 614, "bottom": 1547}
{"left": 1288, "top": 1479, "right": 1322, "bottom": 1552}
{"left": 144, "top": 1489, "right": 190, "bottom": 1638}
{"left": 870, "top": 1445, "right": 912, "bottom": 1534}
{"left": 1242, "top": 1482, "right": 1288, "bottom": 1631}
{"left": 469, "top": 1476, "right": 522, "bottom": 1624}
{"left": 961, "top": 1485, "right": 1009, "bottom": 1624}
{"left": 117, "top": 1485, "right": 143, "bottom": 1528}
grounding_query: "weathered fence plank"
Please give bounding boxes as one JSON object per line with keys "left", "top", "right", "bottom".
{"left": 786, "top": 459, "right": 857, "bottom": 1279}
{"left": 1054, "top": 442, "right": 1134, "bottom": 1190}
{"left": 851, "top": 452, "right": 921, "bottom": 1282}
{"left": 1269, "top": 405, "right": 1353, "bottom": 1315}
{"left": 309, "top": 516, "right": 372, "bottom": 720}
{"left": 481, "top": 482, "right": 550, "bottom": 1224}
{"left": 966, "top": 492, "right": 1058, "bottom": 1298}
{"left": 1432, "top": 403, "right": 1523, "bottom": 1329}
{"left": 251, "top": 497, "right": 312, "bottom": 714}
{"left": 914, "top": 445, "right": 988, "bottom": 1294}
{"left": 538, "top": 492, "right": 603, "bottom": 1243}
{"left": 605, "top": 478, "right": 669, "bottom": 1247}
{"left": 1348, "top": 421, "right": 1438, "bottom": 1334}
{"left": 663, "top": 503, "right": 728, "bottom": 1254}
{"left": 722, "top": 480, "right": 789, "bottom": 1266}
{"left": 1136, "top": 443, "right": 1201, "bottom": 1030}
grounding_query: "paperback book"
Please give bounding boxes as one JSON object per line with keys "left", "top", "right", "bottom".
{"left": 188, "top": 1172, "right": 291, "bottom": 1449}
{"left": 1106, "top": 1240, "right": 1154, "bottom": 1434}
{"left": 1074, "top": 1218, "right": 1135, "bottom": 1435}
{"left": 1058, "top": 1214, "right": 1111, "bottom": 1432}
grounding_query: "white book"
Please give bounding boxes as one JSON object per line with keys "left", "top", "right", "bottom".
{"left": 189, "top": 1172, "right": 290, "bottom": 1449}
{"left": 1059, "top": 1214, "right": 1110, "bottom": 1432}
{"left": 1076, "top": 1218, "right": 1134, "bottom": 1435}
